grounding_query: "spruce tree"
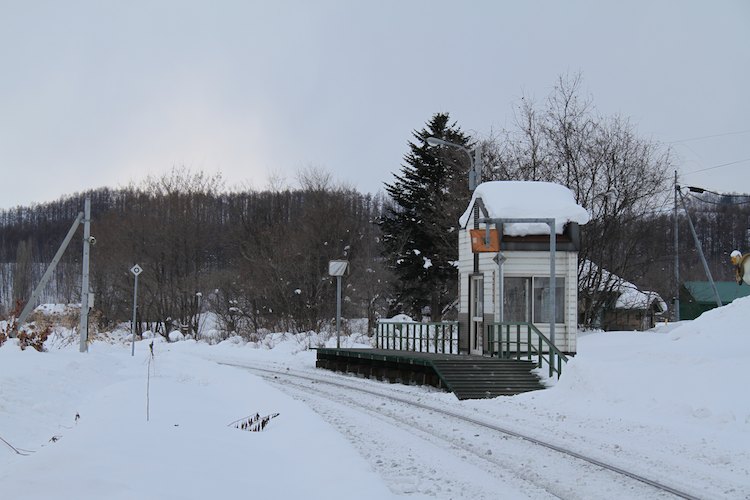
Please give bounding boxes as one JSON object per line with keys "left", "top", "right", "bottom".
{"left": 379, "top": 113, "right": 472, "bottom": 320}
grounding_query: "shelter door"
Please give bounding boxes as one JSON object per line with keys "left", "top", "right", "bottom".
{"left": 470, "top": 275, "right": 484, "bottom": 355}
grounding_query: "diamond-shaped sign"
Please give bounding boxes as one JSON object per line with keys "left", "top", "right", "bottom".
{"left": 493, "top": 253, "right": 507, "bottom": 265}
{"left": 130, "top": 264, "right": 143, "bottom": 276}
{"left": 328, "top": 260, "right": 348, "bottom": 277}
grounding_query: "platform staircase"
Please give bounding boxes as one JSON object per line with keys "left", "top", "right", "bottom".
{"left": 430, "top": 357, "right": 545, "bottom": 399}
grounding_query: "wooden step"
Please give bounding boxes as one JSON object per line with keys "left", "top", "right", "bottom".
{"left": 430, "top": 358, "right": 544, "bottom": 399}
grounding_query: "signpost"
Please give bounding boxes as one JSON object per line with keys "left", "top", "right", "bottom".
{"left": 493, "top": 252, "right": 507, "bottom": 322}
{"left": 130, "top": 264, "right": 142, "bottom": 356}
{"left": 328, "top": 260, "right": 348, "bottom": 348}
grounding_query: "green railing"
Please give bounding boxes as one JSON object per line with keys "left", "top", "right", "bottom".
{"left": 375, "top": 321, "right": 459, "bottom": 354}
{"left": 486, "top": 322, "right": 569, "bottom": 378}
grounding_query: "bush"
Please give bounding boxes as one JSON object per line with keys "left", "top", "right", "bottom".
{"left": 17, "top": 323, "right": 51, "bottom": 352}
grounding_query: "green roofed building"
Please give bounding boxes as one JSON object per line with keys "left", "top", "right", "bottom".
{"left": 679, "top": 281, "right": 750, "bottom": 320}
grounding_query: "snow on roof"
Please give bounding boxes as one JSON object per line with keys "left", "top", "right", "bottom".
{"left": 615, "top": 283, "right": 667, "bottom": 312}
{"left": 459, "top": 181, "right": 590, "bottom": 235}
{"left": 582, "top": 260, "right": 667, "bottom": 312}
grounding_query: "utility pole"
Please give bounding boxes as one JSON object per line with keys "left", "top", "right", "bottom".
{"left": 79, "top": 197, "right": 91, "bottom": 353}
{"left": 673, "top": 171, "right": 680, "bottom": 322}
{"left": 678, "top": 189, "right": 722, "bottom": 308}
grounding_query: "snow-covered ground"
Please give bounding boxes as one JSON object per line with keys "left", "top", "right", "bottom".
{"left": 2, "top": 298, "right": 749, "bottom": 499}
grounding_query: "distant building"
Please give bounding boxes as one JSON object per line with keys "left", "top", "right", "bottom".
{"left": 679, "top": 281, "right": 750, "bottom": 320}
{"left": 579, "top": 261, "right": 667, "bottom": 331}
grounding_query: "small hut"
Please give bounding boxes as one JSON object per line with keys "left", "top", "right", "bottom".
{"left": 457, "top": 181, "right": 589, "bottom": 355}
{"left": 579, "top": 261, "right": 668, "bottom": 331}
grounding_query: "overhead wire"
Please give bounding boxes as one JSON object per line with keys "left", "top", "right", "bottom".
{"left": 682, "top": 157, "right": 750, "bottom": 175}
{"left": 667, "top": 129, "right": 750, "bottom": 144}
{"left": 686, "top": 192, "right": 750, "bottom": 206}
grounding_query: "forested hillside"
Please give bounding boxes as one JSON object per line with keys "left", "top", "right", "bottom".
{"left": 0, "top": 169, "right": 393, "bottom": 338}
{"left": 2, "top": 100, "right": 748, "bottom": 334}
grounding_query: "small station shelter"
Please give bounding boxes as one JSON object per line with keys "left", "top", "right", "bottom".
{"left": 457, "top": 181, "right": 590, "bottom": 355}
{"left": 316, "top": 180, "right": 590, "bottom": 399}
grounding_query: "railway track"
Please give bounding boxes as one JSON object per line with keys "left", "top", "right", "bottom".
{"left": 221, "top": 360, "right": 707, "bottom": 500}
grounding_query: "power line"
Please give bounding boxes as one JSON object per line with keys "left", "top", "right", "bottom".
{"left": 668, "top": 129, "right": 750, "bottom": 144}
{"left": 682, "top": 157, "right": 750, "bottom": 175}
{"left": 686, "top": 192, "right": 750, "bottom": 206}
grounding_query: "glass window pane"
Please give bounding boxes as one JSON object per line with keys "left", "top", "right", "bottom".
{"left": 533, "top": 277, "right": 565, "bottom": 323}
{"left": 504, "top": 277, "right": 531, "bottom": 322}
{"left": 472, "top": 277, "right": 483, "bottom": 317}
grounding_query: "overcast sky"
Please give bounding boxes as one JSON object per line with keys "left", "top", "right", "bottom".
{"left": 1, "top": 0, "right": 748, "bottom": 209}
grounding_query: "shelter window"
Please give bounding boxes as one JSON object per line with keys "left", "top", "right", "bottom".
{"left": 504, "top": 276, "right": 565, "bottom": 324}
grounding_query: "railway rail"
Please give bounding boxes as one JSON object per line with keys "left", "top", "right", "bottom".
{"left": 221, "top": 360, "right": 707, "bottom": 500}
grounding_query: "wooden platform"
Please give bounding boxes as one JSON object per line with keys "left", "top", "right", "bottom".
{"left": 315, "top": 348, "right": 545, "bottom": 400}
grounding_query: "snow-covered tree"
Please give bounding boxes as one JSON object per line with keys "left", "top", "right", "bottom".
{"left": 379, "top": 113, "right": 472, "bottom": 320}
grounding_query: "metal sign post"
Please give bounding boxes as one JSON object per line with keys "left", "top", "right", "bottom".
{"left": 130, "top": 264, "right": 142, "bottom": 356}
{"left": 328, "top": 260, "right": 349, "bottom": 349}
{"left": 493, "top": 253, "right": 507, "bottom": 322}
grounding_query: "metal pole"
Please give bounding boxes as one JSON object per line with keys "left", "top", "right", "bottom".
{"left": 678, "top": 190, "right": 722, "bottom": 307}
{"left": 131, "top": 273, "right": 139, "bottom": 356}
{"left": 13, "top": 212, "right": 83, "bottom": 335}
{"left": 484, "top": 216, "right": 559, "bottom": 345}
{"left": 79, "top": 197, "right": 91, "bottom": 353}
{"left": 498, "top": 257, "right": 504, "bottom": 322}
{"left": 195, "top": 292, "right": 202, "bottom": 338}
{"left": 494, "top": 251, "right": 506, "bottom": 323}
{"left": 548, "top": 219, "right": 556, "bottom": 347}
{"left": 336, "top": 275, "right": 342, "bottom": 348}
{"left": 674, "top": 171, "right": 680, "bottom": 321}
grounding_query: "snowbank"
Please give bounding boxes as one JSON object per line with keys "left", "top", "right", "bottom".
{"left": 2, "top": 298, "right": 749, "bottom": 498}
{"left": 531, "top": 295, "right": 750, "bottom": 431}
{"left": 0, "top": 339, "right": 395, "bottom": 500}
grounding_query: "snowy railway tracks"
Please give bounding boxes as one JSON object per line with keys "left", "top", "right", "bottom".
{"left": 222, "top": 360, "right": 706, "bottom": 500}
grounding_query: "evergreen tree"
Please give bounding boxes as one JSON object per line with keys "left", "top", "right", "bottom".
{"left": 379, "top": 113, "right": 472, "bottom": 320}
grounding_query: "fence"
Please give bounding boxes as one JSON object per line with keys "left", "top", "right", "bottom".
{"left": 375, "top": 321, "right": 458, "bottom": 354}
{"left": 486, "top": 322, "right": 568, "bottom": 378}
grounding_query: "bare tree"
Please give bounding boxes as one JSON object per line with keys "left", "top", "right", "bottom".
{"left": 483, "top": 73, "right": 673, "bottom": 327}
{"left": 12, "top": 239, "right": 34, "bottom": 306}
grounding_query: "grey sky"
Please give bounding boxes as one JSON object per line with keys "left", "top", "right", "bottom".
{"left": 1, "top": 0, "right": 748, "bottom": 209}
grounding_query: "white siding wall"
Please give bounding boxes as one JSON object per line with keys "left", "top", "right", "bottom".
{"left": 458, "top": 229, "right": 472, "bottom": 315}
{"left": 458, "top": 228, "right": 579, "bottom": 353}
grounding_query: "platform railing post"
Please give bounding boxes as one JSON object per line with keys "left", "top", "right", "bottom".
{"left": 488, "top": 324, "right": 494, "bottom": 357}
{"left": 527, "top": 326, "right": 532, "bottom": 361}
{"left": 538, "top": 336, "right": 543, "bottom": 369}
{"left": 515, "top": 324, "right": 521, "bottom": 360}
